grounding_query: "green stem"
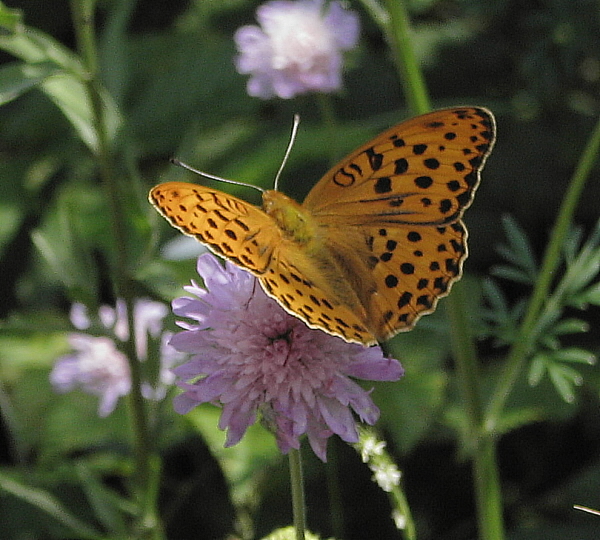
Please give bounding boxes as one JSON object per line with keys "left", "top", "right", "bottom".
{"left": 388, "top": 482, "right": 416, "bottom": 540}
{"left": 485, "top": 112, "right": 600, "bottom": 430}
{"left": 316, "top": 93, "right": 339, "bottom": 164}
{"left": 446, "top": 282, "right": 485, "bottom": 440}
{"left": 472, "top": 438, "right": 505, "bottom": 539}
{"left": 289, "top": 449, "right": 307, "bottom": 540}
{"left": 382, "top": 0, "right": 431, "bottom": 114}
{"left": 69, "top": 2, "right": 160, "bottom": 537}
{"left": 446, "top": 283, "right": 504, "bottom": 540}
{"left": 325, "top": 441, "right": 345, "bottom": 539}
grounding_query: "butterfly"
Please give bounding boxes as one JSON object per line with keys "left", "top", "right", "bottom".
{"left": 150, "top": 107, "right": 496, "bottom": 346}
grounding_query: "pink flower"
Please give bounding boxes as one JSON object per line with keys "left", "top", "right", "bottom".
{"left": 170, "top": 254, "right": 403, "bottom": 461}
{"left": 50, "top": 299, "right": 184, "bottom": 416}
{"left": 50, "top": 334, "right": 131, "bottom": 417}
{"left": 234, "top": 0, "right": 360, "bottom": 99}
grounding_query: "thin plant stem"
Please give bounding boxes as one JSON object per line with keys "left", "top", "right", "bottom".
{"left": 446, "top": 283, "right": 504, "bottom": 540}
{"left": 382, "top": 0, "right": 431, "bottom": 114}
{"left": 289, "top": 449, "right": 307, "bottom": 540}
{"left": 388, "top": 482, "right": 416, "bottom": 540}
{"left": 485, "top": 111, "right": 600, "bottom": 430}
{"left": 446, "top": 283, "right": 484, "bottom": 431}
{"left": 317, "top": 93, "right": 339, "bottom": 163}
{"left": 325, "top": 440, "right": 346, "bottom": 539}
{"left": 69, "top": 2, "right": 161, "bottom": 537}
{"left": 472, "top": 439, "right": 505, "bottom": 538}
{"left": 355, "top": 427, "right": 416, "bottom": 539}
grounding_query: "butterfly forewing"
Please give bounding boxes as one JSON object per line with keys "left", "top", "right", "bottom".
{"left": 150, "top": 182, "right": 281, "bottom": 274}
{"left": 303, "top": 107, "right": 495, "bottom": 226}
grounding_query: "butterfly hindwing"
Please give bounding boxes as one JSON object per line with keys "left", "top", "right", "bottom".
{"left": 257, "top": 248, "right": 376, "bottom": 345}
{"left": 361, "top": 221, "right": 468, "bottom": 340}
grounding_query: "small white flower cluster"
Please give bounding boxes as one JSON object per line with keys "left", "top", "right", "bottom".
{"left": 372, "top": 462, "right": 402, "bottom": 493}
{"left": 354, "top": 428, "right": 408, "bottom": 530}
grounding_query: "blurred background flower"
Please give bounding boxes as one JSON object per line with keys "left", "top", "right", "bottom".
{"left": 50, "top": 299, "right": 184, "bottom": 416}
{"left": 234, "top": 0, "right": 360, "bottom": 99}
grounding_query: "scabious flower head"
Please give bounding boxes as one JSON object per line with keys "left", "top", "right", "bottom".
{"left": 51, "top": 299, "right": 184, "bottom": 416}
{"left": 50, "top": 333, "right": 131, "bottom": 417}
{"left": 234, "top": 0, "right": 360, "bottom": 99}
{"left": 169, "top": 254, "right": 403, "bottom": 461}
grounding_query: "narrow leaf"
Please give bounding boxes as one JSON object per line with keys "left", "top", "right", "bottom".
{"left": 0, "top": 473, "right": 103, "bottom": 539}
{"left": 0, "top": 61, "right": 61, "bottom": 105}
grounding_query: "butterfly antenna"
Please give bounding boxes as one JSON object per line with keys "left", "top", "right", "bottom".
{"left": 170, "top": 157, "right": 265, "bottom": 193}
{"left": 273, "top": 114, "right": 300, "bottom": 191}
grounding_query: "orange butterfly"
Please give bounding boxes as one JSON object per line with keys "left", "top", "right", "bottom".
{"left": 150, "top": 107, "right": 496, "bottom": 346}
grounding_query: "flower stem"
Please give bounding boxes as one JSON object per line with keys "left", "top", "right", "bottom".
{"left": 317, "top": 93, "right": 339, "bottom": 164}
{"left": 485, "top": 111, "right": 600, "bottom": 429}
{"left": 69, "top": 2, "right": 161, "bottom": 537}
{"left": 446, "top": 283, "right": 505, "bottom": 540}
{"left": 325, "top": 441, "right": 346, "bottom": 539}
{"left": 288, "top": 449, "right": 306, "bottom": 540}
{"left": 382, "top": 0, "right": 431, "bottom": 114}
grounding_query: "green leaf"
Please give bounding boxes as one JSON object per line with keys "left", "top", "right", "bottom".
{"left": 0, "top": 61, "right": 61, "bottom": 104}
{"left": 494, "top": 214, "right": 538, "bottom": 281}
{"left": 578, "top": 281, "right": 600, "bottom": 305}
{"left": 41, "top": 73, "right": 122, "bottom": 152}
{"left": 562, "top": 224, "right": 585, "bottom": 264}
{"left": 0, "top": 24, "right": 83, "bottom": 73}
{"left": 0, "top": 472, "right": 103, "bottom": 540}
{"left": 0, "top": 1, "right": 23, "bottom": 33}
{"left": 528, "top": 348, "right": 592, "bottom": 403}
{"left": 552, "top": 347, "right": 596, "bottom": 365}
{"left": 539, "top": 333, "right": 560, "bottom": 351}
{"left": 490, "top": 265, "right": 534, "bottom": 285}
{"left": 75, "top": 462, "right": 129, "bottom": 535}
{"left": 0, "top": 24, "right": 122, "bottom": 151}
{"left": 548, "top": 363, "right": 583, "bottom": 403}
{"left": 528, "top": 353, "right": 548, "bottom": 386}
{"left": 550, "top": 318, "right": 589, "bottom": 335}
{"left": 493, "top": 407, "right": 543, "bottom": 436}
{"left": 480, "top": 278, "right": 524, "bottom": 345}
{"left": 481, "top": 277, "right": 510, "bottom": 316}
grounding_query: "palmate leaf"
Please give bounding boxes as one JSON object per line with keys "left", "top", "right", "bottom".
{"left": 529, "top": 348, "right": 595, "bottom": 403}
{"left": 492, "top": 214, "right": 538, "bottom": 284}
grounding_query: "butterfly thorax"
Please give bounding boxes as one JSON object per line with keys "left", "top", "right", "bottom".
{"left": 262, "top": 190, "right": 317, "bottom": 245}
